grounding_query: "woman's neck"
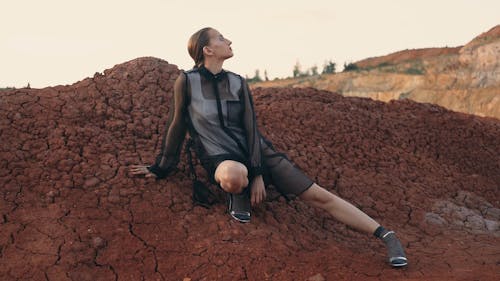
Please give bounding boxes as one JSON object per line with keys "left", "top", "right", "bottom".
{"left": 203, "top": 60, "right": 224, "bottom": 74}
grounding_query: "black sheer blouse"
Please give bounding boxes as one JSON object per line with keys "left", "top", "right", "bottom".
{"left": 148, "top": 66, "right": 262, "bottom": 179}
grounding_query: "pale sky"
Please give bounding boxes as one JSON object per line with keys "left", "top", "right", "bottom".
{"left": 1, "top": 0, "right": 498, "bottom": 88}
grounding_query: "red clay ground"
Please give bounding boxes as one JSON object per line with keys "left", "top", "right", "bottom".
{"left": 1, "top": 57, "right": 499, "bottom": 281}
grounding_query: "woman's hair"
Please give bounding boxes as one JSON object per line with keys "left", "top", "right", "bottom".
{"left": 187, "top": 27, "right": 213, "bottom": 68}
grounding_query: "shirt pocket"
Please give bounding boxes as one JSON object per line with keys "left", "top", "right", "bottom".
{"left": 226, "top": 100, "right": 243, "bottom": 127}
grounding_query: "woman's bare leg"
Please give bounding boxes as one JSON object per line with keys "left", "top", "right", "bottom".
{"left": 299, "top": 183, "right": 379, "bottom": 234}
{"left": 299, "top": 182, "right": 408, "bottom": 267}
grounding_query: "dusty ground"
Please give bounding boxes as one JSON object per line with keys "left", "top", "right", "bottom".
{"left": 1, "top": 57, "right": 499, "bottom": 280}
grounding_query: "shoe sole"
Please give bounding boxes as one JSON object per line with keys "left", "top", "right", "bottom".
{"left": 228, "top": 193, "right": 251, "bottom": 223}
{"left": 390, "top": 257, "right": 408, "bottom": 267}
{"left": 229, "top": 211, "right": 251, "bottom": 223}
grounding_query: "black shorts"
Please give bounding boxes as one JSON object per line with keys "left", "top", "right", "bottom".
{"left": 200, "top": 140, "right": 314, "bottom": 197}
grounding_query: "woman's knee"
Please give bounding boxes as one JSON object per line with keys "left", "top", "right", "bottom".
{"left": 299, "top": 183, "right": 335, "bottom": 209}
{"left": 214, "top": 160, "right": 249, "bottom": 194}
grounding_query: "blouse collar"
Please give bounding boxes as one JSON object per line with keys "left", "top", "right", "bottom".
{"left": 199, "top": 65, "right": 227, "bottom": 81}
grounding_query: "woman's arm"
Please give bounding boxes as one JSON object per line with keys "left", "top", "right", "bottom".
{"left": 241, "top": 78, "right": 263, "bottom": 177}
{"left": 240, "top": 78, "right": 266, "bottom": 204}
{"left": 147, "top": 72, "right": 188, "bottom": 179}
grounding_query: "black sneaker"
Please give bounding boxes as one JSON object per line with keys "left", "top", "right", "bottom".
{"left": 227, "top": 189, "right": 251, "bottom": 223}
{"left": 382, "top": 231, "right": 408, "bottom": 267}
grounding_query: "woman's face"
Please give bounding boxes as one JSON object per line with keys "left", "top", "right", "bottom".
{"left": 204, "top": 29, "right": 233, "bottom": 60}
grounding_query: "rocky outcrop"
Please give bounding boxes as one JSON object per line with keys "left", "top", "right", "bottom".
{"left": 254, "top": 25, "right": 500, "bottom": 120}
{"left": 1, "top": 57, "right": 499, "bottom": 280}
{"left": 459, "top": 25, "right": 500, "bottom": 87}
{"left": 356, "top": 47, "right": 461, "bottom": 69}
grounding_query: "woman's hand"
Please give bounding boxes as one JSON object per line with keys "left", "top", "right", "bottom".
{"left": 129, "top": 165, "right": 157, "bottom": 178}
{"left": 250, "top": 175, "right": 266, "bottom": 206}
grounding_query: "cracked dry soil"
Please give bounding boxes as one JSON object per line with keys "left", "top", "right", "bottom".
{"left": 1, "top": 57, "right": 499, "bottom": 281}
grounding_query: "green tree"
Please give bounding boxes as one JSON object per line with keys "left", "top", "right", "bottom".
{"left": 293, "top": 61, "right": 302, "bottom": 78}
{"left": 247, "top": 69, "right": 263, "bottom": 83}
{"left": 253, "top": 69, "right": 262, "bottom": 82}
{"left": 310, "top": 65, "right": 318, "bottom": 76}
{"left": 343, "top": 62, "right": 359, "bottom": 72}
{"left": 322, "top": 60, "right": 336, "bottom": 74}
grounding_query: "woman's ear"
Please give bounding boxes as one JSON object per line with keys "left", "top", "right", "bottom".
{"left": 203, "top": 45, "right": 213, "bottom": 56}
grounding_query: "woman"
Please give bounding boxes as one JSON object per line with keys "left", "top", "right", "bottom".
{"left": 129, "top": 27, "right": 407, "bottom": 267}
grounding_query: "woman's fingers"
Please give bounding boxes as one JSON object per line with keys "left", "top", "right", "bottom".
{"left": 251, "top": 189, "right": 264, "bottom": 205}
{"left": 130, "top": 168, "right": 147, "bottom": 174}
{"left": 259, "top": 190, "right": 266, "bottom": 204}
{"left": 130, "top": 165, "right": 147, "bottom": 170}
{"left": 250, "top": 176, "right": 266, "bottom": 206}
{"left": 128, "top": 165, "right": 155, "bottom": 177}
{"left": 251, "top": 190, "right": 257, "bottom": 205}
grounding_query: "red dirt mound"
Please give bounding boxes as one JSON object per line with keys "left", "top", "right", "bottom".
{"left": 1, "top": 57, "right": 499, "bottom": 280}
